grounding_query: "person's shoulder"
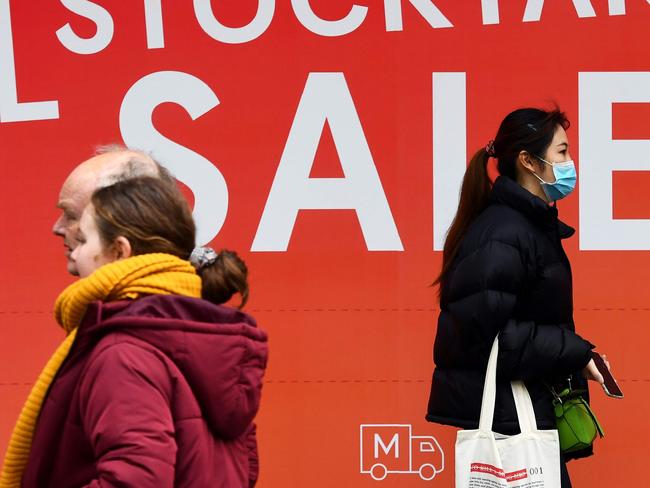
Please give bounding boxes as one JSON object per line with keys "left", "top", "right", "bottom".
{"left": 86, "top": 332, "right": 169, "bottom": 377}
{"left": 468, "top": 203, "right": 537, "bottom": 249}
{"left": 77, "top": 337, "right": 176, "bottom": 420}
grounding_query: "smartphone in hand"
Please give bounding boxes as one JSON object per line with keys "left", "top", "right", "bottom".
{"left": 592, "top": 352, "right": 623, "bottom": 399}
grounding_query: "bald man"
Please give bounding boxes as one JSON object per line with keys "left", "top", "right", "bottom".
{"left": 52, "top": 145, "right": 171, "bottom": 275}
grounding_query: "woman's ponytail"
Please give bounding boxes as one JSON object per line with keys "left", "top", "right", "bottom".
{"left": 197, "top": 250, "right": 249, "bottom": 308}
{"left": 434, "top": 147, "right": 491, "bottom": 290}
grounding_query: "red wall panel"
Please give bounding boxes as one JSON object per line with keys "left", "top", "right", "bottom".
{"left": 1, "top": 1, "right": 649, "bottom": 486}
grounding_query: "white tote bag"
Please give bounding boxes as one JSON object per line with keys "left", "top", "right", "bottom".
{"left": 455, "top": 337, "right": 561, "bottom": 488}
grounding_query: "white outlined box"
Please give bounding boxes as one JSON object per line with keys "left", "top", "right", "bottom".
{"left": 359, "top": 424, "right": 444, "bottom": 481}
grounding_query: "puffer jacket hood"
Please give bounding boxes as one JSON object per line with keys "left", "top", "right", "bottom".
{"left": 81, "top": 294, "right": 268, "bottom": 440}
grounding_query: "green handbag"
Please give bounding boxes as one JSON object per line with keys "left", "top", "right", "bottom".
{"left": 551, "top": 387, "right": 604, "bottom": 453}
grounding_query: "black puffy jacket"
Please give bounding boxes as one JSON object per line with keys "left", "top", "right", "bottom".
{"left": 426, "top": 176, "right": 594, "bottom": 453}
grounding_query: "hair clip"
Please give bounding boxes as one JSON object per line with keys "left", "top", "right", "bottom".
{"left": 485, "top": 140, "right": 496, "bottom": 157}
{"left": 190, "top": 246, "right": 218, "bottom": 269}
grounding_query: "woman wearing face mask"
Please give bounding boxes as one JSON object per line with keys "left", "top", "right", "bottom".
{"left": 426, "top": 108, "right": 606, "bottom": 487}
{"left": 0, "top": 177, "right": 268, "bottom": 488}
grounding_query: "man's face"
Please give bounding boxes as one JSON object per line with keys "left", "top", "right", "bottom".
{"left": 52, "top": 167, "right": 96, "bottom": 276}
{"left": 53, "top": 150, "right": 160, "bottom": 275}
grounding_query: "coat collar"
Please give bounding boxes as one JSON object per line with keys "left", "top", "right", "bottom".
{"left": 489, "top": 176, "right": 575, "bottom": 239}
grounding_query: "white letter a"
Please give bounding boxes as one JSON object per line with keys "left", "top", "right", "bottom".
{"left": 252, "top": 72, "right": 403, "bottom": 251}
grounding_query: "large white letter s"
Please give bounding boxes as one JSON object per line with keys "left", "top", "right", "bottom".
{"left": 119, "top": 71, "right": 228, "bottom": 245}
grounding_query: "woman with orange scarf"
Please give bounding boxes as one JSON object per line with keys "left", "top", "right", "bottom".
{"left": 0, "top": 177, "right": 268, "bottom": 487}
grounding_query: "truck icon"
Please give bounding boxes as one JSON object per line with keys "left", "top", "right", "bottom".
{"left": 359, "top": 424, "right": 444, "bottom": 481}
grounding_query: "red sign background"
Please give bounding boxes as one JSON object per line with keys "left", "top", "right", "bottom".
{"left": 1, "top": 1, "right": 649, "bottom": 486}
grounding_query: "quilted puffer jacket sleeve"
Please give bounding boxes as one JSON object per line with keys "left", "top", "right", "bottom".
{"left": 498, "top": 317, "right": 593, "bottom": 380}
{"left": 78, "top": 342, "right": 176, "bottom": 487}
{"left": 446, "top": 239, "right": 593, "bottom": 381}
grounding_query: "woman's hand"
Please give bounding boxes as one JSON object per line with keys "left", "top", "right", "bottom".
{"left": 582, "top": 358, "right": 604, "bottom": 384}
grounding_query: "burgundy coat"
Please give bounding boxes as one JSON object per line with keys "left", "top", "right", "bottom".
{"left": 22, "top": 295, "right": 268, "bottom": 488}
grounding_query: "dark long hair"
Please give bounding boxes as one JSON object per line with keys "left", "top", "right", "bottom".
{"left": 433, "top": 107, "right": 570, "bottom": 294}
{"left": 91, "top": 177, "right": 249, "bottom": 308}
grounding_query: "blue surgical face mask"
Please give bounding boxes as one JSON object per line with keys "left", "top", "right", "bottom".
{"left": 530, "top": 157, "right": 577, "bottom": 201}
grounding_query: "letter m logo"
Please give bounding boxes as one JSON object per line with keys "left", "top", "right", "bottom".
{"left": 374, "top": 432, "right": 399, "bottom": 458}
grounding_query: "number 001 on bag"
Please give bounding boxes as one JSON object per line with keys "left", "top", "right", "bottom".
{"left": 455, "top": 337, "right": 562, "bottom": 488}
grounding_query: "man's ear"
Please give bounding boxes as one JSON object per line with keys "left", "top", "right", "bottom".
{"left": 112, "top": 236, "right": 132, "bottom": 260}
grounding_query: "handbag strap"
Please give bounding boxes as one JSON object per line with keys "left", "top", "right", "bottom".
{"left": 511, "top": 381, "right": 538, "bottom": 432}
{"left": 479, "top": 336, "right": 538, "bottom": 434}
